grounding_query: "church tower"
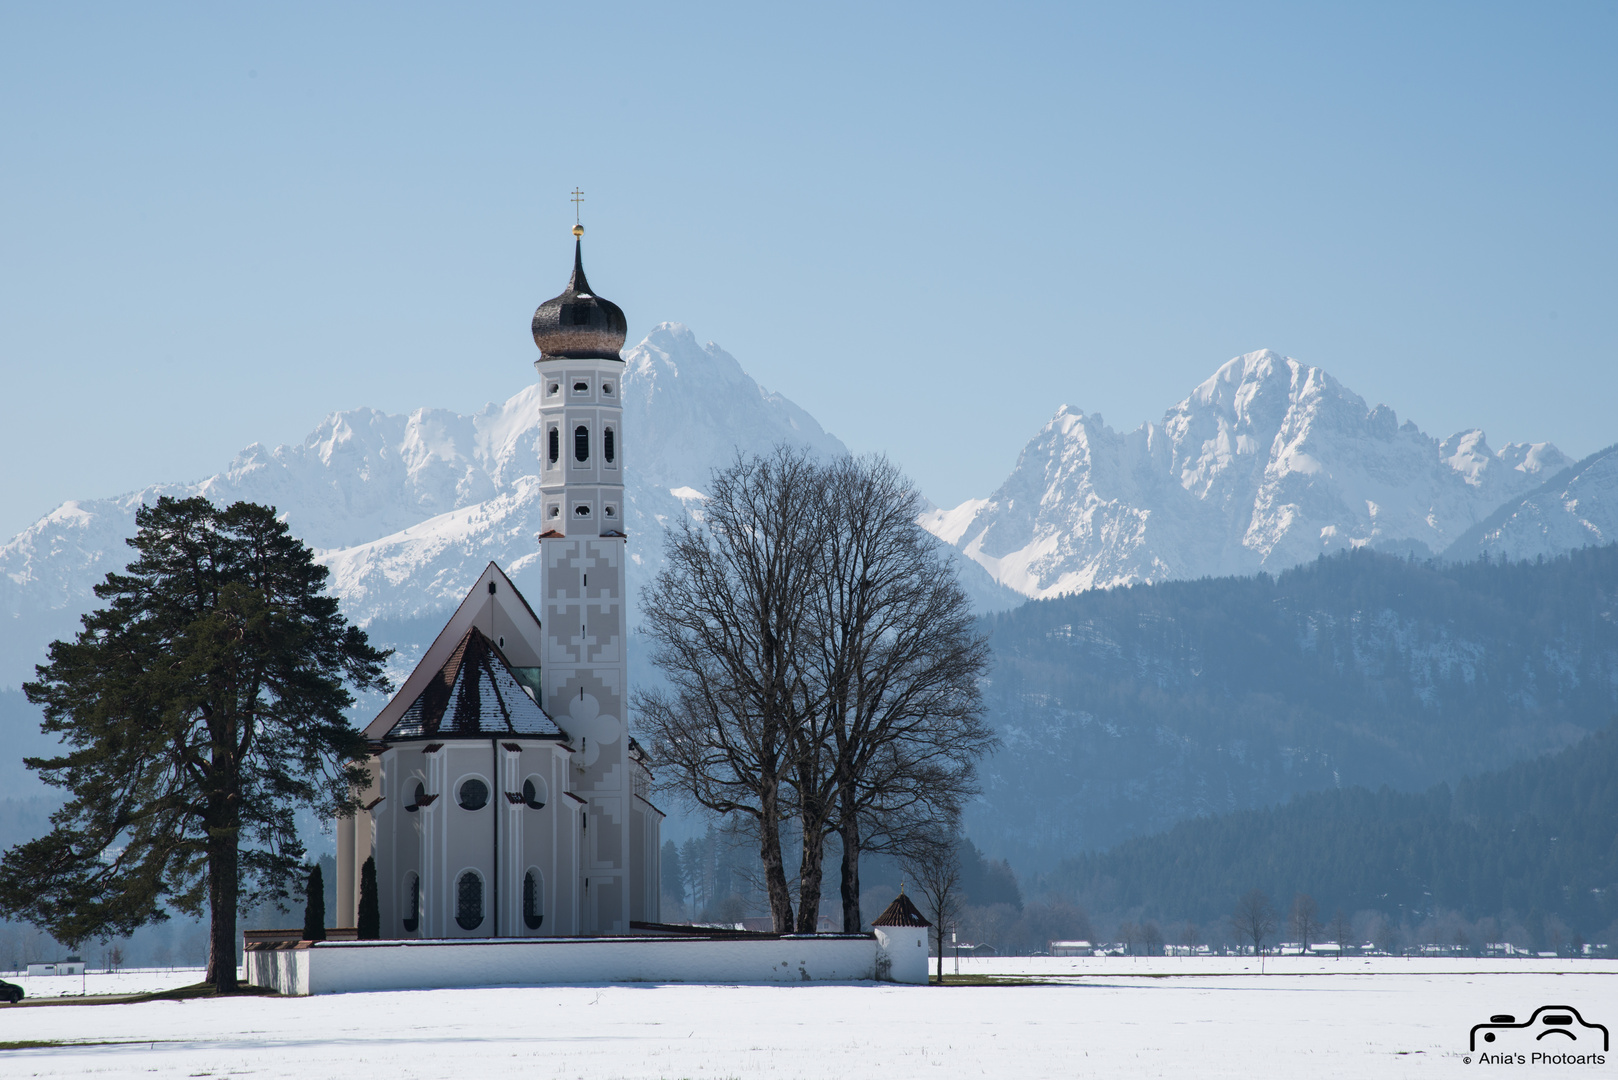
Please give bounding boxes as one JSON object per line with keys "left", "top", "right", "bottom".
{"left": 531, "top": 220, "right": 634, "bottom": 933}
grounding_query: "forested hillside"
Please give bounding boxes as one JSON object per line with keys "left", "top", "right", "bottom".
{"left": 1042, "top": 722, "right": 1618, "bottom": 941}
{"left": 968, "top": 545, "right": 1618, "bottom": 871}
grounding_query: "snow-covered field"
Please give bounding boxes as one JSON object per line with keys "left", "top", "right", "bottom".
{"left": 1, "top": 958, "right": 1613, "bottom": 1078}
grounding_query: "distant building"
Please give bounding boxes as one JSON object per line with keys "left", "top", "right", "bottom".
{"left": 1049, "top": 940, "right": 1094, "bottom": 956}
{"left": 332, "top": 231, "right": 661, "bottom": 938}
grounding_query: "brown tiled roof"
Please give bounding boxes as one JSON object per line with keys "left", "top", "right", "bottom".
{"left": 872, "top": 891, "right": 930, "bottom": 927}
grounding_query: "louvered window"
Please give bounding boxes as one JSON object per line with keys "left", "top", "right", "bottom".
{"left": 402, "top": 872, "right": 420, "bottom": 933}
{"left": 604, "top": 428, "right": 615, "bottom": 463}
{"left": 456, "top": 872, "right": 484, "bottom": 930}
{"left": 574, "top": 426, "right": 589, "bottom": 462}
{"left": 548, "top": 428, "right": 559, "bottom": 464}
{"left": 523, "top": 870, "right": 544, "bottom": 931}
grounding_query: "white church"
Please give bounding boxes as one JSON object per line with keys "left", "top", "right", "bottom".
{"left": 246, "top": 223, "right": 929, "bottom": 992}
{"left": 330, "top": 227, "right": 663, "bottom": 938}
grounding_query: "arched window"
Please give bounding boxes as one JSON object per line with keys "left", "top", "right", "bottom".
{"left": 402, "top": 872, "right": 420, "bottom": 933}
{"left": 547, "top": 428, "right": 559, "bottom": 464}
{"left": 407, "top": 781, "right": 426, "bottom": 813}
{"left": 574, "top": 425, "right": 589, "bottom": 463}
{"left": 523, "top": 869, "right": 544, "bottom": 931}
{"left": 604, "top": 428, "right": 615, "bottom": 463}
{"left": 458, "top": 778, "right": 488, "bottom": 811}
{"left": 523, "top": 777, "right": 547, "bottom": 810}
{"left": 456, "top": 871, "right": 484, "bottom": 931}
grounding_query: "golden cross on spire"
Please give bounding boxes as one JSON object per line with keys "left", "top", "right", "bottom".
{"left": 571, "top": 187, "right": 584, "bottom": 224}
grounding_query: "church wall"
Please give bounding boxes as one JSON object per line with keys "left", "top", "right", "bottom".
{"left": 246, "top": 932, "right": 894, "bottom": 996}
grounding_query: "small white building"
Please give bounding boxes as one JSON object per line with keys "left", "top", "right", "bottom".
{"left": 1049, "top": 940, "right": 1094, "bottom": 956}
{"left": 25, "top": 958, "right": 85, "bottom": 976}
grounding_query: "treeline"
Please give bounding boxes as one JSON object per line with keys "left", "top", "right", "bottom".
{"left": 970, "top": 544, "right": 1618, "bottom": 870}
{"left": 1039, "top": 721, "right": 1618, "bottom": 942}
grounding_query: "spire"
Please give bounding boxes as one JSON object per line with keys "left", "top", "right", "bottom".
{"left": 568, "top": 238, "right": 593, "bottom": 297}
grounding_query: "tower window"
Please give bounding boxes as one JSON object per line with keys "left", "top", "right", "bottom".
{"left": 548, "top": 505, "right": 560, "bottom": 519}
{"left": 458, "top": 778, "right": 489, "bottom": 811}
{"left": 547, "top": 428, "right": 559, "bottom": 464}
{"left": 402, "top": 872, "right": 420, "bottom": 933}
{"left": 456, "top": 871, "right": 484, "bottom": 931}
{"left": 575, "top": 505, "right": 592, "bottom": 517}
{"left": 547, "top": 383, "right": 560, "bottom": 396}
{"left": 604, "top": 505, "right": 616, "bottom": 519}
{"left": 573, "top": 380, "right": 589, "bottom": 394}
{"left": 574, "top": 425, "right": 589, "bottom": 462}
{"left": 604, "top": 428, "right": 615, "bottom": 463}
{"left": 602, "top": 382, "right": 614, "bottom": 396}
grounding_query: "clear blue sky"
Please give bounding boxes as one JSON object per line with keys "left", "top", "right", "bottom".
{"left": 2, "top": 2, "right": 1614, "bottom": 541}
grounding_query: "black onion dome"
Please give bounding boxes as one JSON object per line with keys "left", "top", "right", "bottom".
{"left": 531, "top": 239, "right": 627, "bottom": 360}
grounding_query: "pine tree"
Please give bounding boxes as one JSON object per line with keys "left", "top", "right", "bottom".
{"left": 303, "top": 863, "right": 326, "bottom": 941}
{"left": 357, "top": 856, "right": 380, "bottom": 940}
{"left": 0, "top": 497, "right": 389, "bottom": 991}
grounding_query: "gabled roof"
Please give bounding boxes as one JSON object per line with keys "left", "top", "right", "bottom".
{"left": 364, "top": 562, "right": 545, "bottom": 741}
{"left": 872, "top": 891, "right": 931, "bottom": 928}
{"left": 385, "top": 625, "right": 561, "bottom": 740}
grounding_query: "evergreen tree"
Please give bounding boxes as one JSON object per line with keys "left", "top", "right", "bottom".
{"left": 357, "top": 856, "right": 379, "bottom": 940}
{"left": 660, "top": 840, "right": 684, "bottom": 913}
{"left": 0, "top": 497, "right": 388, "bottom": 991}
{"left": 303, "top": 863, "right": 326, "bottom": 941}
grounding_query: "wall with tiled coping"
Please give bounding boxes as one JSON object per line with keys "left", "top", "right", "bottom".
{"left": 244, "top": 928, "right": 928, "bottom": 995}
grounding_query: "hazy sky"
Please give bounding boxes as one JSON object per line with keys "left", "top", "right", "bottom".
{"left": 1, "top": 2, "right": 1614, "bottom": 541}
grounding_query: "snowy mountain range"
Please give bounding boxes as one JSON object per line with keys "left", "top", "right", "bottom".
{"left": 0, "top": 324, "right": 854, "bottom": 690}
{"left": 920, "top": 350, "right": 1581, "bottom": 597}
{"left": 3, "top": 339, "right": 1613, "bottom": 694}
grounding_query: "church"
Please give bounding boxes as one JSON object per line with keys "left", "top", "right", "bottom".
{"left": 330, "top": 224, "right": 663, "bottom": 938}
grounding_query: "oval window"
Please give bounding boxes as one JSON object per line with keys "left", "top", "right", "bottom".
{"left": 408, "top": 781, "right": 427, "bottom": 812}
{"left": 523, "top": 777, "right": 547, "bottom": 810}
{"left": 458, "top": 778, "right": 489, "bottom": 811}
{"left": 523, "top": 869, "right": 544, "bottom": 931}
{"left": 456, "top": 871, "right": 484, "bottom": 931}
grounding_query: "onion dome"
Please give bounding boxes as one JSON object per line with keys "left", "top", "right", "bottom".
{"left": 531, "top": 232, "right": 627, "bottom": 360}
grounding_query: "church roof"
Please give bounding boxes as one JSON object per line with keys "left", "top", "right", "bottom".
{"left": 530, "top": 237, "right": 627, "bottom": 360}
{"left": 871, "top": 891, "right": 931, "bottom": 927}
{"left": 384, "top": 625, "right": 562, "bottom": 741}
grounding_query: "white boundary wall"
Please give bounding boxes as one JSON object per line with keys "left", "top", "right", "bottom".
{"left": 247, "top": 933, "right": 915, "bottom": 996}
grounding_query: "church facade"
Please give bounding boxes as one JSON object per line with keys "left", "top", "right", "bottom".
{"left": 333, "top": 228, "right": 661, "bottom": 938}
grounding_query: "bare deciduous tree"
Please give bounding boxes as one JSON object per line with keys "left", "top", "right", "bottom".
{"left": 808, "top": 456, "right": 994, "bottom": 933}
{"left": 1291, "top": 893, "right": 1323, "bottom": 954}
{"left": 634, "top": 448, "right": 824, "bottom": 931}
{"left": 637, "top": 449, "right": 995, "bottom": 934}
{"left": 1230, "top": 888, "right": 1278, "bottom": 959}
{"left": 1328, "top": 909, "right": 1353, "bottom": 959}
{"left": 901, "top": 831, "right": 962, "bottom": 985}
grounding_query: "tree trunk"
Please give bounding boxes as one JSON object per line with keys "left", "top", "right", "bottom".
{"left": 205, "top": 820, "right": 240, "bottom": 992}
{"left": 757, "top": 786, "right": 795, "bottom": 933}
{"left": 838, "top": 812, "right": 861, "bottom": 933}
{"left": 795, "top": 823, "right": 825, "bottom": 934}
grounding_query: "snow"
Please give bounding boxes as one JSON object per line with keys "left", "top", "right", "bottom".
{"left": 923, "top": 349, "right": 1572, "bottom": 600}
{"left": 2, "top": 957, "right": 1611, "bottom": 1078}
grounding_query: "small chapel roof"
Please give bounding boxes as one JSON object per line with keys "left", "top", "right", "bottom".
{"left": 871, "top": 890, "right": 931, "bottom": 928}
{"left": 384, "top": 625, "right": 562, "bottom": 741}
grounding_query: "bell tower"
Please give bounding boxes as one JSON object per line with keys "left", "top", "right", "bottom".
{"left": 531, "top": 207, "right": 631, "bottom": 934}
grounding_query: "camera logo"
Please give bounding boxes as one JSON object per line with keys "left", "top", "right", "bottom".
{"left": 1470, "top": 1006, "right": 1608, "bottom": 1053}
